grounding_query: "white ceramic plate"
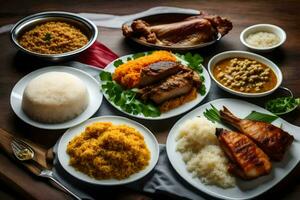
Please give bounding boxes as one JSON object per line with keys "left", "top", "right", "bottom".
{"left": 166, "top": 98, "right": 300, "bottom": 200}
{"left": 57, "top": 115, "right": 159, "bottom": 185}
{"left": 102, "top": 53, "right": 211, "bottom": 120}
{"left": 208, "top": 51, "right": 283, "bottom": 97}
{"left": 10, "top": 66, "right": 103, "bottom": 130}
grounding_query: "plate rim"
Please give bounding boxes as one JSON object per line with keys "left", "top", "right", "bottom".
{"left": 166, "top": 98, "right": 300, "bottom": 200}
{"left": 101, "top": 52, "right": 211, "bottom": 120}
{"left": 57, "top": 115, "right": 160, "bottom": 185}
{"left": 10, "top": 66, "right": 103, "bottom": 130}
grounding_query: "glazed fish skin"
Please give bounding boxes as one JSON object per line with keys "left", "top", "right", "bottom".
{"left": 216, "top": 128, "right": 272, "bottom": 179}
{"left": 220, "top": 106, "right": 294, "bottom": 161}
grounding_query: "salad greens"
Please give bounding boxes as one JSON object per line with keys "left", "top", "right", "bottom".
{"left": 113, "top": 59, "right": 124, "bottom": 67}
{"left": 100, "top": 71, "right": 160, "bottom": 117}
{"left": 175, "top": 52, "right": 206, "bottom": 95}
{"left": 265, "top": 97, "right": 300, "bottom": 115}
{"left": 203, "top": 104, "right": 278, "bottom": 124}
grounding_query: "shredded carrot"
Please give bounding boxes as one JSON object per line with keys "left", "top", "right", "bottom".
{"left": 112, "top": 51, "right": 176, "bottom": 88}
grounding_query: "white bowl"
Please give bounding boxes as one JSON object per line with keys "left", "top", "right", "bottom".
{"left": 208, "top": 51, "right": 283, "bottom": 97}
{"left": 240, "top": 24, "right": 286, "bottom": 52}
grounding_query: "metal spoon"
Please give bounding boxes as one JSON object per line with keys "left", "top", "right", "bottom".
{"left": 11, "top": 139, "right": 82, "bottom": 200}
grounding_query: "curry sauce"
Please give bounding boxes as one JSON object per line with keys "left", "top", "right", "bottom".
{"left": 213, "top": 58, "right": 277, "bottom": 93}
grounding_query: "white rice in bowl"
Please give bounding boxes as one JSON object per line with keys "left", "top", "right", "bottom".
{"left": 176, "top": 117, "right": 235, "bottom": 188}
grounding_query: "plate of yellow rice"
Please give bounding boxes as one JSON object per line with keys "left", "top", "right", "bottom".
{"left": 57, "top": 116, "right": 159, "bottom": 185}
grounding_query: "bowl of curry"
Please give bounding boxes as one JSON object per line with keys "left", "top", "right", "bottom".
{"left": 208, "top": 51, "right": 282, "bottom": 97}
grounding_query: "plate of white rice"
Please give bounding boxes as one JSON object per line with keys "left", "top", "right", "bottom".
{"left": 10, "top": 66, "right": 103, "bottom": 130}
{"left": 166, "top": 98, "right": 300, "bottom": 200}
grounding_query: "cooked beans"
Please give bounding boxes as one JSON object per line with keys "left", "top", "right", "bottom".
{"left": 213, "top": 58, "right": 277, "bottom": 93}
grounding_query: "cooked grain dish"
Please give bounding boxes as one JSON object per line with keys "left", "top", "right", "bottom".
{"left": 22, "top": 72, "right": 89, "bottom": 123}
{"left": 18, "top": 21, "right": 88, "bottom": 54}
{"left": 176, "top": 117, "right": 235, "bottom": 188}
{"left": 67, "top": 122, "right": 150, "bottom": 180}
{"left": 245, "top": 31, "right": 280, "bottom": 48}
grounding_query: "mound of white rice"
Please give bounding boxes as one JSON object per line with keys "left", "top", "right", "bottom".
{"left": 176, "top": 117, "right": 235, "bottom": 188}
{"left": 22, "top": 72, "right": 89, "bottom": 123}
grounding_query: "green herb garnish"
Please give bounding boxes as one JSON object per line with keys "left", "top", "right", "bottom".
{"left": 132, "top": 52, "right": 146, "bottom": 59}
{"left": 43, "top": 33, "right": 52, "bottom": 42}
{"left": 99, "top": 71, "right": 112, "bottom": 81}
{"left": 265, "top": 97, "right": 300, "bottom": 115}
{"left": 203, "top": 104, "right": 221, "bottom": 123}
{"left": 203, "top": 104, "right": 278, "bottom": 123}
{"left": 175, "top": 52, "right": 206, "bottom": 95}
{"left": 245, "top": 111, "right": 278, "bottom": 123}
{"left": 113, "top": 59, "right": 124, "bottom": 67}
{"left": 100, "top": 71, "right": 160, "bottom": 117}
{"left": 175, "top": 52, "right": 204, "bottom": 73}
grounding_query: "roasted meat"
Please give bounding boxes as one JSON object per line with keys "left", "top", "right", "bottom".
{"left": 139, "top": 70, "right": 200, "bottom": 104}
{"left": 216, "top": 128, "right": 272, "bottom": 180}
{"left": 122, "top": 12, "right": 232, "bottom": 46}
{"left": 139, "top": 61, "right": 183, "bottom": 87}
{"left": 220, "top": 107, "right": 294, "bottom": 161}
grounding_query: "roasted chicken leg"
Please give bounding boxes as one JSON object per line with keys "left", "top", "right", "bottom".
{"left": 220, "top": 106, "right": 294, "bottom": 161}
{"left": 216, "top": 128, "right": 272, "bottom": 179}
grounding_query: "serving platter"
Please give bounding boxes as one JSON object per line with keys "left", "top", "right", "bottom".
{"left": 123, "top": 13, "right": 222, "bottom": 50}
{"left": 166, "top": 98, "right": 300, "bottom": 200}
{"left": 10, "top": 66, "right": 103, "bottom": 130}
{"left": 57, "top": 115, "right": 160, "bottom": 185}
{"left": 101, "top": 52, "right": 211, "bottom": 120}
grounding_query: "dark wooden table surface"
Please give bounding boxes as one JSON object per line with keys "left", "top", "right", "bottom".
{"left": 1, "top": 0, "right": 300, "bottom": 199}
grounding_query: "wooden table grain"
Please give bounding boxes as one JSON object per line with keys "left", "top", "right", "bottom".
{"left": 1, "top": 0, "right": 300, "bottom": 199}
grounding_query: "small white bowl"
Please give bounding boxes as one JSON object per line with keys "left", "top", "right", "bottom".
{"left": 240, "top": 24, "right": 286, "bottom": 52}
{"left": 208, "top": 51, "right": 283, "bottom": 97}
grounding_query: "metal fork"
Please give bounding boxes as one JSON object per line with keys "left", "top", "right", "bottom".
{"left": 11, "top": 139, "right": 82, "bottom": 200}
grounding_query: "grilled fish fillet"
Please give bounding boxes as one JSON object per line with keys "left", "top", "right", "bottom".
{"left": 216, "top": 128, "right": 272, "bottom": 179}
{"left": 139, "top": 69, "right": 200, "bottom": 104}
{"left": 220, "top": 106, "right": 294, "bottom": 161}
{"left": 139, "top": 61, "right": 183, "bottom": 87}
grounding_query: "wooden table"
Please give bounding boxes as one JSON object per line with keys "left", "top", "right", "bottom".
{"left": 1, "top": 0, "right": 300, "bottom": 199}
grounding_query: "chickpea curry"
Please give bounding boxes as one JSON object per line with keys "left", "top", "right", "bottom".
{"left": 213, "top": 58, "right": 277, "bottom": 93}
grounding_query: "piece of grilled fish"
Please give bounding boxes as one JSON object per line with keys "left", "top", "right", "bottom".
{"left": 216, "top": 128, "right": 272, "bottom": 179}
{"left": 220, "top": 106, "right": 294, "bottom": 161}
{"left": 139, "top": 70, "right": 200, "bottom": 104}
{"left": 139, "top": 61, "right": 183, "bottom": 87}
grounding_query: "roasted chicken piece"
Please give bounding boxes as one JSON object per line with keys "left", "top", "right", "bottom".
{"left": 216, "top": 128, "right": 272, "bottom": 179}
{"left": 122, "top": 12, "right": 232, "bottom": 46}
{"left": 139, "top": 61, "right": 183, "bottom": 87}
{"left": 139, "top": 70, "right": 200, "bottom": 104}
{"left": 220, "top": 107, "right": 294, "bottom": 161}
